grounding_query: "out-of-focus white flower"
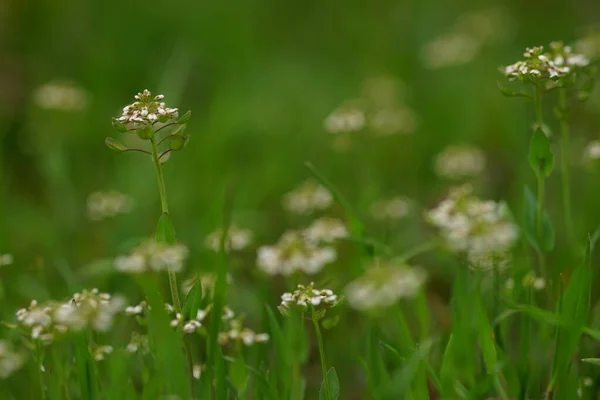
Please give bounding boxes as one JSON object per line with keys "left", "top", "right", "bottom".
{"left": 576, "top": 29, "right": 600, "bottom": 60}
{"left": 369, "top": 106, "right": 418, "bottom": 136}
{"left": 282, "top": 180, "right": 333, "bottom": 215}
{"left": 205, "top": 226, "right": 253, "bottom": 252}
{"left": 15, "top": 289, "right": 124, "bottom": 344}
{"left": 345, "top": 261, "right": 426, "bottom": 310}
{"left": 303, "top": 217, "right": 348, "bottom": 243}
{"left": 323, "top": 100, "right": 366, "bottom": 134}
{"left": 114, "top": 239, "right": 189, "bottom": 274}
{"left": 33, "top": 80, "right": 88, "bottom": 112}
{"left": 115, "top": 89, "right": 178, "bottom": 127}
{"left": 125, "top": 301, "right": 146, "bottom": 316}
{"left": 583, "top": 140, "right": 600, "bottom": 164}
{"left": 0, "top": 341, "right": 26, "bottom": 379}
{"left": 505, "top": 278, "right": 515, "bottom": 290}
{"left": 193, "top": 364, "right": 202, "bottom": 380}
{"left": 279, "top": 283, "right": 339, "bottom": 314}
{"left": 425, "top": 184, "right": 518, "bottom": 260}
{"left": 87, "top": 191, "right": 134, "bottom": 221}
{"left": 522, "top": 272, "right": 546, "bottom": 291}
{"left": 0, "top": 254, "right": 13, "bottom": 267}
{"left": 54, "top": 289, "right": 125, "bottom": 332}
{"left": 92, "top": 345, "right": 113, "bottom": 361}
{"left": 422, "top": 32, "right": 479, "bottom": 69}
{"left": 257, "top": 230, "right": 337, "bottom": 275}
{"left": 370, "top": 197, "right": 412, "bottom": 220}
{"left": 127, "top": 332, "right": 149, "bottom": 354}
{"left": 583, "top": 377, "right": 594, "bottom": 387}
{"left": 467, "top": 251, "right": 511, "bottom": 272}
{"left": 218, "top": 318, "right": 269, "bottom": 346}
{"left": 434, "top": 145, "right": 486, "bottom": 180}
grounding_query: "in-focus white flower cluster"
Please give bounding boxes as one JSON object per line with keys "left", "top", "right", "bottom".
{"left": 345, "top": 261, "right": 426, "bottom": 310}
{"left": 33, "top": 80, "right": 88, "bottom": 112}
{"left": 324, "top": 75, "right": 418, "bottom": 137}
{"left": 278, "top": 283, "right": 339, "bottom": 314}
{"left": 115, "top": 89, "right": 178, "bottom": 126}
{"left": 426, "top": 185, "right": 519, "bottom": 261}
{"left": 282, "top": 180, "right": 333, "bottom": 215}
{"left": 114, "top": 239, "right": 189, "bottom": 273}
{"left": 434, "top": 145, "right": 486, "bottom": 180}
{"left": 15, "top": 289, "right": 125, "bottom": 344}
{"left": 370, "top": 197, "right": 412, "bottom": 220}
{"left": 204, "top": 225, "right": 253, "bottom": 252}
{"left": 0, "top": 254, "right": 13, "bottom": 267}
{"left": 422, "top": 7, "right": 512, "bottom": 69}
{"left": 87, "top": 191, "right": 134, "bottom": 221}
{"left": 257, "top": 230, "right": 338, "bottom": 275}
{"left": 0, "top": 341, "right": 25, "bottom": 379}
{"left": 503, "top": 43, "right": 590, "bottom": 82}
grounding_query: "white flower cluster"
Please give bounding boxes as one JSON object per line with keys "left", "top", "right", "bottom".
{"left": 218, "top": 318, "right": 270, "bottom": 346}
{"left": 257, "top": 230, "right": 337, "bottom": 275}
{"left": 370, "top": 197, "right": 412, "bottom": 220}
{"left": 87, "top": 191, "right": 134, "bottom": 221}
{"left": 282, "top": 180, "right": 333, "bottom": 215}
{"left": 303, "top": 217, "right": 349, "bottom": 244}
{"left": 91, "top": 345, "right": 114, "bottom": 361}
{"left": 425, "top": 184, "right": 518, "bottom": 258}
{"left": 167, "top": 303, "right": 213, "bottom": 335}
{"left": 0, "top": 254, "right": 13, "bottom": 267}
{"left": 324, "top": 76, "right": 417, "bottom": 136}
{"left": 434, "top": 145, "right": 486, "bottom": 180}
{"left": 583, "top": 140, "right": 600, "bottom": 165}
{"left": 0, "top": 341, "right": 25, "bottom": 379}
{"left": 467, "top": 251, "right": 511, "bottom": 272}
{"left": 114, "top": 239, "right": 189, "bottom": 273}
{"left": 345, "top": 262, "right": 426, "bottom": 310}
{"left": 115, "top": 89, "right": 178, "bottom": 126}
{"left": 422, "top": 8, "right": 512, "bottom": 69}
{"left": 503, "top": 43, "right": 590, "bottom": 82}
{"left": 126, "top": 332, "right": 149, "bottom": 354}
{"left": 204, "top": 225, "right": 253, "bottom": 252}
{"left": 278, "top": 283, "right": 339, "bottom": 313}
{"left": 505, "top": 272, "right": 546, "bottom": 291}
{"left": 15, "top": 289, "right": 125, "bottom": 344}
{"left": 33, "top": 80, "right": 88, "bottom": 112}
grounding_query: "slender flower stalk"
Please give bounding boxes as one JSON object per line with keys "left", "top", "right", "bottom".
{"left": 533, "top": 85, "right": 545, "bottom": 240}
{"left": 558, "top": 87, "right": 574, "bottom": 243}
{"left": 312, "top": 306, "right": 330, "bottom": 400}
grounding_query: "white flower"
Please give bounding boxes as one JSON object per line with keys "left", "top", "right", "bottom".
{"left": 115, "top": 90, "right": 179, "bottom": 126}
{"left": 345, "top": 262, "right": 426, "bottom": 310}
{"left": 0, "top": 341, "right": 26, "bottom": 379}
{"left": 125, "top": 302, "right": 146, "bottom": 316}
{"left": 303, "top": 217, "right": 348, "bottom": 243}
{"left": 324, "top": 100, "right": 366, "bottom": 134}
{"left": 115, "top": 240, "right": 189, "bottom": 274}
{"left": 583, "top": 140, "right": 600, "bottom": 164}
{"left": 282, "top": 180, "right": 333, "bottom": 215}
{"left": 0, "top": 254, "right": 13, "bottom": 267}
{"left": 370, "top": 197, "right": 412, "bottom": 220}
{"left": 522, "top": 272, "right": 546, "bottom": 291}
{"left": 205, "top": 226, "right": 253, "bottom": 252}
{"left": 257, "top": 230, "right": 337, "bottom": 275}
{"left": 193, "top": 365, "right": 202, "bottom": 380}
{"left": 422, "top": 32, "right": 479, "bottom": 69}
{"left": 87, "top": 191, "right": 134, "bottom": 221}
{"left": 219, "top": 319, "right": 269, "bottom": 346}
{"left": 92, "top": 345, "right": 113, "bottom": 361}
{"left": 279, "top": 283, "right": 339, "bottom": 313}
{"left": 33, "top": 80, "right": 88, "bottom": 111}
{"left": 434, "top": 145, "right": 486, "bottom": 180}
{"left": 425, "top": 184, "right": 518, "bottom": 258}
{"left": 369, "top": 106, "right": 418, "bottom": 136}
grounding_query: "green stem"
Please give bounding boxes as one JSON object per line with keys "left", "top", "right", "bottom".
{"left": 558, "top": 88, "right": 574, "bottom": 243}
{"left": 312, "top": 307, "right": 330, "bottom": 400}
{"left": 36, "top": 343, "right": 46, "bottom": 400}
{"left": 533, "top": 85, "right": 548, "bottom": 280}
{"left": 533, "top": 85, "right": 543, "bottom": 129}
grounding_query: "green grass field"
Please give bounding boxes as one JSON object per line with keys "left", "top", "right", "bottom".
{"left": 3, "top": 1, "right": 600, "bottom": 399}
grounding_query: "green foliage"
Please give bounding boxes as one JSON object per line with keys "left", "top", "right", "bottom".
{"left": 528, "top": 128, "right": 555, "bottom": 178}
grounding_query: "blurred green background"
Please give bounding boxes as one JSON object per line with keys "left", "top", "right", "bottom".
{"left": 2, "top": 0, "right": 600, "bottom": 396}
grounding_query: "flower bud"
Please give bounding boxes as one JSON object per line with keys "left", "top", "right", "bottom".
{"left": 105, "top": 137, "right": 127, "bottom": 152}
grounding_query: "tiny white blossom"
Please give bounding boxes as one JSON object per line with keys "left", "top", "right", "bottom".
{"left": 0, "top": 341, "right": 26, "bottom": 379}
{"left": 279, "top": 283, "right": 339, "bottom": 313}
{"left": 87, "top": 191, "right": 134, "bottom": 221}
{"left": 282, "top": 180, "right": 333, "bottom": 215}
{"left": 303, "top": 217, "right": 348, "bottom": 243}
{"left": 115, "top": 89, "right": 179, "bottom": 126}
{"left": 434, "top": 145, "right": 486, "bottom": 180}
{"left": 115, "top": 240, "right": 189, "bottom": 274}
{"left": 205, "top": 225, "right": 253, "bottom": 252}
{"left": 0, "top": 254, "right": 13, "bottom": 267}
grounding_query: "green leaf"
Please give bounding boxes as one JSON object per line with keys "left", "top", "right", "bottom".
{"left": 528, "top": 128, "right": 554, "bottom": 178}
{"left": 476, "top": 301, "right": 498, "bottom": 372}
{"left": 105, "top": 137, "right": 127, "bottom": 152}
{"left": 582, "top": 358, "right": 600, "bottom": 366}
{"left": 229, "top": 353, "right": 248, "bottom": 394}
{"left": 384, "top": 339, "right": 435, "bottom": 399}
{"left": 155, "top": 213, "right": 176, "bottom": 245}
{"left": 74, "top": 332, "right": 97, "bottom": 400}
{"left": 523, "top": 186, "right": 555, "bottom": 251}
{"left": 319, "top": 367, "right": 340, "bottom": 400}
{"left": 182, "top": 279, "right": 203, "bottom": 320}
{"left": 177, "top": 110, "right": 192, "bottom": 124}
